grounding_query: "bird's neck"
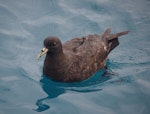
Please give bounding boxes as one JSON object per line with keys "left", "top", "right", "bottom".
{"left": 45, "top": 51, "right": 67, "bottom": 66}
{"left": 43, "top": 51, "right": 68, "bottom": 80}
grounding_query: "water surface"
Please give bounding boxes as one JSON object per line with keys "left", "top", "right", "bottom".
{"left": 0, "top": 0, "right": 150, "bottom": 114}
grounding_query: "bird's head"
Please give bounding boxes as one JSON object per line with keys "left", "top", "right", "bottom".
{"left": 37, "top": 36, "right": 62, "bottom": 59}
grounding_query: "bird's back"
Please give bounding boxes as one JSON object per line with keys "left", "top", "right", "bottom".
{"left": 62, "top": 34, "right": 108, "bottom": 81}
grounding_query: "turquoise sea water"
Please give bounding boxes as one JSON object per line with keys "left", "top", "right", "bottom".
{"left": 0, "top": 0, "right": 150, "bottom": 114}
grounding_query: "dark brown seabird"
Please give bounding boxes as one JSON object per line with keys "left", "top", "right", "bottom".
{"left": 37, "top": 28, "right": 129, "bottom": 82}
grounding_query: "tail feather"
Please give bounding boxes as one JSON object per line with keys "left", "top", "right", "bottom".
{"left": 102, "top": 28, "right": 129, "bottom": 41}
{"left": 102, "top": 28, "right": 129, "bottom": 53}
{"left": 109, "top": 31, "right": 129, "bottom": 40}
{"left": 108, "top": 38, "right": 119, "bottom": 53}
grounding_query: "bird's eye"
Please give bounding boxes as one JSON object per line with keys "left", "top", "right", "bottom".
{"left": 49, "top": 42, "right": 56, "bottom": 47}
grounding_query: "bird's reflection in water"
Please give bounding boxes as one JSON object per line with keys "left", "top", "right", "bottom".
{"left": 35, "top": 63, "right": 113, "bottom": 112}
{"left": 35, "top": 76, "right": 65, "bottom": 112}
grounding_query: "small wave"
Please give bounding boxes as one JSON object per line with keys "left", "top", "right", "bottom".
{"left": 17, "top": 67, "right": 40, "bottom": 84}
